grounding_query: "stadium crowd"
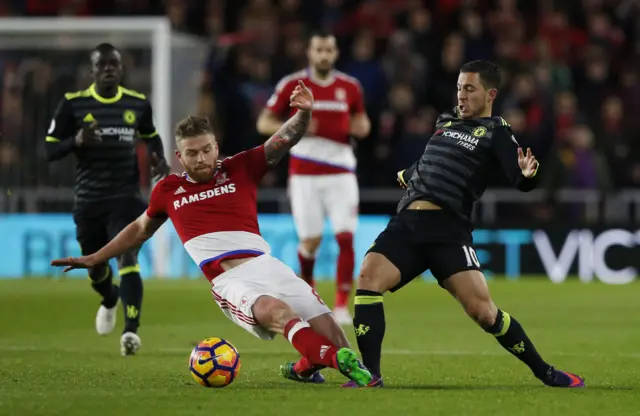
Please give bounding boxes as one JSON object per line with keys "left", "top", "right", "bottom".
{"left": 0, "top": 0, "right": 639, "bottom": 212}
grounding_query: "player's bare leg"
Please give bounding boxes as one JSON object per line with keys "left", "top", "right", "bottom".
{"left": 333, "top": 231, "right": 355, "bottom": 325}
{"left": 344, "top": 252, "right": 402, "bottom": 387}
{"left": 298, "top": 236, "right": 321, "bottom": 287}
{"left": 252, "top": 295, "right": 372, "bottom": 386}
{"left": 281, "top": 311, "right": 351, "bottom": 382}
{"left": 443, "top": 270, "right": 584, "bottom": 388}
{"left": 91, "top": 263, "right": 119, "bottom": 336}
{"left": 117, "top": 248, "right": 143, "bottom": 356}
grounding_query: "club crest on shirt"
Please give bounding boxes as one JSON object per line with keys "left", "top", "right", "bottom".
{"left": 335, "top": 88, "right": 346, "bottom": 101}
{"left": 215, "top": 171, "right": 229, "bottom": 186}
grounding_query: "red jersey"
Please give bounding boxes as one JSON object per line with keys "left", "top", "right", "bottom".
{"left": 146, "top": 146, "right": 271, "bottom": 281}
{"left": 266, "top": 69, "right": 365, "bottom": 175}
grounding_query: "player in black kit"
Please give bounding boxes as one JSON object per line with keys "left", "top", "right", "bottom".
{"left": 345, "top": 61, "right": 585, "bottom": 388}
{"left": 45, "top": 43, "right": 171, "bottom": 356}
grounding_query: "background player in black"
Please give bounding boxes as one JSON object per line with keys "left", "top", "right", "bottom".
{"left": 347, "top": 61, "right": 585, "bottom": 388}
{"left": 45, "top": 43, "right": 170, "bottom": 356}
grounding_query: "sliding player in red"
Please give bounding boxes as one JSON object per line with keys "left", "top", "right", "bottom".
{"left": 51, "top": 81, "right": 372, "bottom": 386}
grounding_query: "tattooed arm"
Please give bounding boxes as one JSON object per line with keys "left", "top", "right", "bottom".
{"left": 264, "top": 110, "right": 311, "bottom": 166}
{"left": 264, "top": 80, "right": 314, "bottom": 166}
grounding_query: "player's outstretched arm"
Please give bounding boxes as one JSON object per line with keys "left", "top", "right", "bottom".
{"left": 264, "top": 81, "right": 313, "bottom": 166}
{"left": 51, "top": 213, "right": 165, "bottom": 272}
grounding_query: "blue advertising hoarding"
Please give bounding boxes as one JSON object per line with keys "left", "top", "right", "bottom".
{"left": 0, "top": 214, "right": 386, "bottom": 279}
{"left": 0, "top": 214, "right": 637, "bottom": 284}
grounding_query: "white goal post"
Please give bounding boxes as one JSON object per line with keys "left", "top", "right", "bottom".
{"left": 0, "top": 17, "right": 175, "bottom": 277}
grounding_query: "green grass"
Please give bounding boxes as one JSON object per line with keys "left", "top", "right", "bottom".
{"left": 0, "top": 278, "right": 639, "bottom": 416}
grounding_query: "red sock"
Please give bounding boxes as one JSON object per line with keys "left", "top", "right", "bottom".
{"left": 293, "top": 356, "right": 325, "bottom": 377}
{"left": 335, "top": 232, "right": 354, "bottom": 308}
{"left": 284, "top": 318, "right": 339, "bottom": 369}
{"left": 297, "top": 248, "right": 315, "bottom": 287}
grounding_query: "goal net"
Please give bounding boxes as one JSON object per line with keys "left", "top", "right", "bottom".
{"left": 0, "top": 17, "right": 210, "bottom": 278}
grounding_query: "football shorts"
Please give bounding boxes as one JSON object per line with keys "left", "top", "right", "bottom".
{"left": 288, "top": 173, "right": 359, "bottom": 239}
{"left": 210, "top": 254, "right": 332, "bottom": 340}
{"left": 367, "top": 208, "right": 481, "bottom": 290}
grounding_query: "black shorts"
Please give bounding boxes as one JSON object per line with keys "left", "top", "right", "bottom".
{"left": 367, "top": 209, "right": 481, "bottom": 291}
{"left": 73, "top": 196, "right": 147, "bottom": 256}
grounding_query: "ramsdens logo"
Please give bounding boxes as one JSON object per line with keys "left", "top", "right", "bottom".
{"left": 173, "top": 184, "right": 236, "bottom": 209}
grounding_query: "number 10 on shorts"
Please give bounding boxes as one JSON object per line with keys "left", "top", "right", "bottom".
{"left": 462, "top": 245, "right": 481, "bottom": 268}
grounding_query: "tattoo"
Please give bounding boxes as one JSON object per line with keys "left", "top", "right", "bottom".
{"left": 264, "top": 109, "right": 311, "bottom": 166}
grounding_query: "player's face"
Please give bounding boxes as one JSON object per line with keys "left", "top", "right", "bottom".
{"left": 307, "top": 36, "right": 338, "bottom": 75}
{"left": 91, "top": 50, "right": 123, "bottom": 89}
{"left": 456, "top": 72, "right": 496, "bottom": 119}
{"left": 176, "top": 134, "right": 219, "bottom": 183}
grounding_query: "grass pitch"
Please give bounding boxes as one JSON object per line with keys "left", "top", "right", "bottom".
{"left": 0, "top": 278, "right": 639, "bottom": 416}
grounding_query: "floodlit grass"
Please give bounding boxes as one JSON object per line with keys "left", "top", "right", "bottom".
{"left": 1, "top": 278, "right": 638, "bottom": 416}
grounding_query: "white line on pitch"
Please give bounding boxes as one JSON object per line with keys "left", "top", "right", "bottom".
{"left": 0, "top": 345, "right": 638, "bottom": 358}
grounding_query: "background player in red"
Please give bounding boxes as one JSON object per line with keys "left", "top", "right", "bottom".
{"left": 51, "top": 82, "right": 373, "bottom": 387}
{"left": 257, "top": 31, "right": 371, "bottom": 325}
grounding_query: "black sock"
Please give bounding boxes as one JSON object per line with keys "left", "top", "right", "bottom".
{"left": 119, "top": 267, "right": 143, "bottom": 334}
{"left": 89, "top": 265, "right": 117, "bottom": 308}
{"left": 353, "top": 289, "right": 385, "bottom": 377}
{"left": 487, "top": 310, "right": 551, "bottom": 378}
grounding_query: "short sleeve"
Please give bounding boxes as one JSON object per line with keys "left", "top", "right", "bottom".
{"left": 146, "top": 181, "right": 168, "bottom": 219}
{"left": 266, "top": 78, "right": 296, "bottom": 116}
{"left": 223, "top": 145, "right": 268, "bottom": 183}
{"left": 138, "top": 101, "right": 159, "bottom": 139}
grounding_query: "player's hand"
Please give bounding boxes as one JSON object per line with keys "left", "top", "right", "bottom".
{"left": 75, "top": 120, "right": 101, "bottom": 147}
{"left": 518, "top": 147, "right": 538, "bottom": 178}
{"left": 51, "top": 255, "right": 98, "bottom": 272}
{"left": 150, "top": 152, "right": 171, "bottom": 180}
{"left": 289, "top": 80, "right": 314, "bottom": 112}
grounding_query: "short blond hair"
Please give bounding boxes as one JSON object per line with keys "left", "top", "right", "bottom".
{"left": 174, "top": 116, "right": 214, "bottom": 145}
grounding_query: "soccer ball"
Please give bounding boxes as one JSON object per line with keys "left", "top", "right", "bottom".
{"left": 189, "top": 337, "right": 241, "bottom": 388}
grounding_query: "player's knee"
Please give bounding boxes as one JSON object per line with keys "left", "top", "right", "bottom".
{"left": 301, "top": 237, "right": 322, "bottom": 255}
{"left": 463, "top": 300, "right": 498, "bottom": 330}
{"left": 88, "top": 263, "right": 110, "bottom": 282}
{"left": 252, "top": 295, "right": 298, "bottom": 335}
{"left": 356, "top": 253, "right": 400, "bottom": 293}
{"left": 335, "top": 232, "right": 354, "bottom": 252}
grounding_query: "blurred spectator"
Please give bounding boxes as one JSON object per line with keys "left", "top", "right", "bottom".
{"left": 554, "top": 91, "right": 581, "bottom": 143}
{"left": 382, "top": 30, "right": 427, "bottom": 93}
{"left": 460, "top": 9, "right": 493, "bottom": 62}
{"left": 343, "top": 30, "right": 387, "bottom": 110}
{"left": 595, "top": 95, "right": 640, "bottom": 188}
{"left": 407, "top": 6, "right": 436, "bottom": 59}
{"left": 541, "top": 124, "right": 613, "bottom": 221}
{"left": 428, "top": 33, "right": 464, "bottom": 111}
{"left": 542, "top": 124, "right": 612, "bottom": 192}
